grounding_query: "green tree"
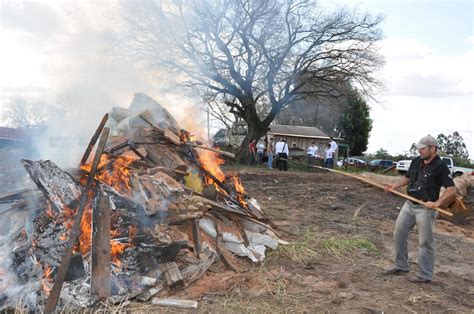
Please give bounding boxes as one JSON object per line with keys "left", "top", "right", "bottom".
{"left": 121, "top": 0, "right": 383, "bottom": 161}
{"left": 336, "top": 92, "right": 373, "bottom": 156}
{"left": 437, "top": 131, "right": 469, "bottom": 159}
{"left": 408, "top": 143, "right": 418, "bottom": 157}
{"left": 374, "top": 148, "right": 388, "bottom": 159}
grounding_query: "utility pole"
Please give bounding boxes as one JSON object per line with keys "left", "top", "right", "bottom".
{"left": 207, "top": 106, "right": 210, "bottom": 142}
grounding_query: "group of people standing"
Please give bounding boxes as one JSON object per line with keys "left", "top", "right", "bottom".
{"left": 248, "top": 137, "right": 338, "bottom": 171}
{"left": 248, "top": 138, "right": 288, "bottom": 171}
{"left": 306, "top": 137, "right": 337, "bottom": 168}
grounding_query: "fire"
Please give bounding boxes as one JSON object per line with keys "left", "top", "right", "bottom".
{"left": 229, "top": 173, "right": 247, "bottom": 207}
{"left": 80, "top": 154, "right": 135, "bottom": 196}
{"left": 41, "top": 265, "right": 53, "bottom": 296}
{"left": 230, "top": 173, "right": 245, "bottom": 194}
{"left": 78, "top": 204, "right": 93, "bottom": 256}
{"left": 198, "top": 150, "right": 226, "bottom": 187}
{"left": 111, "top": 225, "right": 137, "bottom": 268}
{"left": 110, "top": 240, "right": 130, "bottom": 269}
{"left": 64, "top": 153, "right": 137, "bottom": 259}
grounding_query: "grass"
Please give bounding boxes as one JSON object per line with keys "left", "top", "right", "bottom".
{"left": 319, "top": 236, "right": 378, "bottom": 258}
{"left": 268, "top": 229, "right": 319, "bottom": 264}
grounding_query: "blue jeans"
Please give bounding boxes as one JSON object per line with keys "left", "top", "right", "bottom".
{"left": 324, "top": 158, "right": 333, "bottom": 168}
{"left": 267, "top": 152, "right": 273, "bottom": 168}
{"left": 393, "top": 201, "right": 437, "bottom": 280}
{"left": 257, "top": 151, "right": 264, "bottom": 164}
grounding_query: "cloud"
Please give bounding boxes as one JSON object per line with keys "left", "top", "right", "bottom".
{"left": 379, "top": 39, "right": 473, "bottom": 98}
{"left": 367, "top": 38, "right": 473, "bottom": 157}
{"left": 0, "top": 1, "right": 61, "bottom": 37}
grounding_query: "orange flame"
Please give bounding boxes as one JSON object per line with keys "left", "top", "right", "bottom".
{"left": 110, "top": 240, "right": 131, "bottom": 269}
{"left": 230, "top": 173, "right": 245, "bottom": 194}
{"left": 198, "top": 150, "right": 226, "bottom": 188}
{"left": 230, "top": 173, "right": 248, "bottom": 207}
{"left": 80, "top": 154, "right": 135, "bottom": 196}
{"left": 63, "top": 153, "right": 137, "bottom": 259}
{"left": 78, "top": 203, "right": 93, "bottom": 256}
{"left": 41, "top": 265, "right": 53, "bottom": 296}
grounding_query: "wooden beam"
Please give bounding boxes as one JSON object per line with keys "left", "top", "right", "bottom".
{"left": 45, "top": 127, "right": 110, "bottom": 314}
{"left": 91, "top": 190, "right": 111, "bottom": 300}
{"left": 164, "top": 128, "right": 181, "bottom": 145}
{"left": 187, "top": 143, "right": 235, "bottom": 158}
{"left": 281, "top": 158, "right": 453, "bottom": 217}
{"left": 80, "top": 114, "right": 109, "bottom": 166}
{"left": 191, "top": 219, "right": 201, "bottom": 259}
{"left": 161, "top": 262, "right": 184, "bottom": 290}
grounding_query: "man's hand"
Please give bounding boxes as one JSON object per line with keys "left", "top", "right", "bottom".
{"left": 423, "top": 201, "right": 439, "bottom": 209}
{"left": 384, "top": 184, "right": 395, "bottom": 192}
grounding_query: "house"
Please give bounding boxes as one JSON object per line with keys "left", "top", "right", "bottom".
{"left": 267, "top": 124, "right": 334, "bottom": 155}
{"left": 0, "top": 127, "right": 27, "bottom": 148}
{"left": 212, "top": 123, "right": 341, "bottom": 161}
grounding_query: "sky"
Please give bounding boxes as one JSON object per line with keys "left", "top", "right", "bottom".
{"left": 0, "top": 0, "right": 472, "bottom": 158}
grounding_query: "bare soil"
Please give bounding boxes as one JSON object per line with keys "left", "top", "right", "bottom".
{"left": 120, "top": 167, "right": 474, "bottom": 312}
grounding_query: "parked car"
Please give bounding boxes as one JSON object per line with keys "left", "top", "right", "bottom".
{"left": 442, "top": 157, "right": 474, "bottom": 177}
{"left": 396, "top": 160, "right": 411, "bottom": 174}
{"left": 346, "top": 158, "right": 366, "bottom": 166}
{"left": 368, "top": 159, "right": 395, "bottom": 170}
{"left": 396, "top": 157, "right": 474, "bottom": 177}
{"left": 337, "top": 157, "right": 366, "bottom": 168}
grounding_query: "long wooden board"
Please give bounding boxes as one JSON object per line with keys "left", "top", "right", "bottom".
{"left": 281, "top": 158, "right": 453, "bottom": 217}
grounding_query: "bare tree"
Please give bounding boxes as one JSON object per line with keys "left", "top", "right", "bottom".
{"left": 121, "top": 0, "right": 383, "bottom": 160}
{"left": 2, "top": 97, "right": 48, "bottom": 129}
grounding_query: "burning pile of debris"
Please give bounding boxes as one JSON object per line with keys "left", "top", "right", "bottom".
{"left": 0, "top": 93, "right": 284, "bottom": 311}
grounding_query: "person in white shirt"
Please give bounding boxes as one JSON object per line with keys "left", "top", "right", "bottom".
{"left": 256, "top": 141, "right": 265, "bottom": 165}
{"left": 307, "top": 142, "right": 318, "bottom": 167}
{"left": 324, "top": 143, "right": 334, "bottom": 168}
{"left": 275, "top": 139, "right": 289, "bottom": 171}
{"left": 329, "top": 137, "right": 338, "bottom": 152}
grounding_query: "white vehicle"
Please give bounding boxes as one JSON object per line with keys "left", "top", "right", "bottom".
{"left": 346, "top": 158, "right": 366, "bottom": 166}
{"left": 396, "top": 157, "right": 473, "bottom": 177}
{"left": 442, "top": 158, "right": 474, "bottom": 177}
{"left": 396, "top": 160, "right": 411, "bottom": 174}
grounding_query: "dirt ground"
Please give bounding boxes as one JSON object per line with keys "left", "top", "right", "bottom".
{"left": 142, "top": 166, "right": 474, "bottom": 313}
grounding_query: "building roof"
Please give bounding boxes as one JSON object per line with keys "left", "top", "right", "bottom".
{"left": 0, "top": 127, "right": 26, "bottom": 141}
{"left": 268, "top": 124, "right": 329, "bottom": 139}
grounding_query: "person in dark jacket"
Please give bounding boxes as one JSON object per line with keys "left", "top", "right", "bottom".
{"left": 383, "top": 135, "right": 456, "bottom": 283}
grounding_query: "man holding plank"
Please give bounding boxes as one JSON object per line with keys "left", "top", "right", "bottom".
{"left": 384, "top": 135, "right": 456, "bottom": 283}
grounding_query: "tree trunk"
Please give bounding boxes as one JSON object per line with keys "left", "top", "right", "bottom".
{"left": 235, "top": 104, "right": 272, "bottom": 163}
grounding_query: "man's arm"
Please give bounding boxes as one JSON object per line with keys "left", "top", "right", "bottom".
{"left": 424, "top": 186, "right": 456, "bottom": 209}
{"left": 384, "top": 176, "right": 410, "bottom": 191}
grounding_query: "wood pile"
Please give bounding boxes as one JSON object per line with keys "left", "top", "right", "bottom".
{"left": 0, "top": 94, "right": 283, "bottom": 311}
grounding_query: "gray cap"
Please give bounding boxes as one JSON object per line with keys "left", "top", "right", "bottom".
{"left": 415, "top": 135, "right": 438, "bottom": 149}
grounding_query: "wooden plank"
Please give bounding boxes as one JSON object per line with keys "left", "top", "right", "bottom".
{"left": 80, "top": 113, "right": 109, "bottom": 166}
{"left": 164, "top": 128, "right": 181, "bottom": 145}
{"left": 161, "top": 262, "right": 184, "bottom": 290}
{"left": 139, "top": 114, "right": 163, "bottom": 132}
{"left": 91, "top": 190, "right": 111, "bottom": 300}
{"left": 281, "top": 158, "right": 453, "bottom": 217}
{"left": 44, "top": 127, "right": 110, "bottom": 314}
{"left": 191, "top": 219, "right": 201, "bottom": 259}
{"left": 0, "top": 189, "right": 33, "bottom": 204}
{"left": 187, "top": 143, "right": 235, "bottom": 158}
